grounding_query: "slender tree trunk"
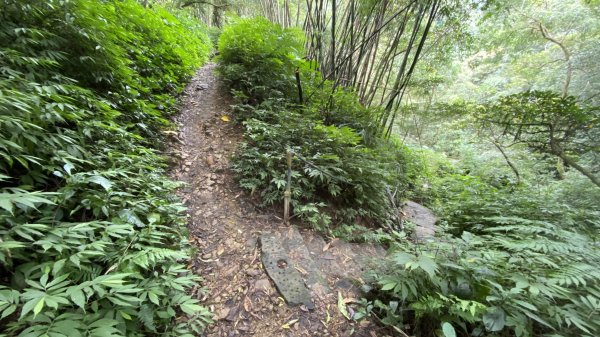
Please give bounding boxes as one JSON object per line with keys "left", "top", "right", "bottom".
{"left": 296, "top": 0, "right": 301, "bottom": 27}
{"left": 302, "top": 0, "right": 437, "bottom": 125}
{"left": 330, "top": 0, "right": 336, "bottom": 80}
{"left": 381, "top": 0, "right": 440, "bottom": 137}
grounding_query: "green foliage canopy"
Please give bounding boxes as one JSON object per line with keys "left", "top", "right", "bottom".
{"left": 477, "top": 91, "right": 600, "bottom": 187}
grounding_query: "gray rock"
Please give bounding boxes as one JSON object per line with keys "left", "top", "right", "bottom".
{"left": 402, "top": 201, "right": 437, "bottom": 239}
{"left": 260, "top": 234, "right": 314, "bottom": 309}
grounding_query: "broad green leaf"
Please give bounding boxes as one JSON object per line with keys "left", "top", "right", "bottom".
{"left": 69, "top": 289, "right": 86, "bottom": 309}
{"left": 63, "top": 162, "right": 75, "bottom": 175}
{"left": 417, "top": 255, "right": 438, "bottom": 278}
{"left": 515, "top": 300, "right": 537, "bottom": 311}
{"left": 147, "top": 213, "right": 161, "bottom": 224}
{"left": 118, "top": 209, "right": 145, "bottom": 227}
{"left": 148, "top": 292, "right": 160, "bottom": 305}
{"left": 0, "top": 241, "right": 26, "bottom": 249}
{"left": 0, "top": 191, "right": 55, "bottom": 214}
{"left": 52, "top": 259, "right": 66, "bottom": 276}
{"left": 70, "top": 255, "right": 80, "bottom": 267}
{"left": 393, "top": 252, "right": 414, "bottom": 265}
{"left": 40, "top": 274, "right": 49, "bottom": 287}
{"left": 1, "top": 305, "right": 17, "bottom": 319}
{"left": 20, "top": 298, "right": 39, "bottom": 319}
{"left": 180, "top": 302, "right": 204, "bottom": 316}
{"left": 33, "top": 297, "right": 45, "bottom": 317}
{"left": 442, "top": 322, "right": 456, "bottom": 337}
{"left": 483, "top": 307, "right": 505, "bottom": 332}
{"left": 89, "top": 318, "right": 118, "bottom": 329}
{"left": 381, "top": 282, "right": 397, "bottom": 291}
{"left": 0, "top": 197, "right": 12, "bottom": 214}
{"left": 120, "top": 310, "right": 132, "bottom": 320}
{"left": 88, "top": 175, "right": 113, "bottom": 190}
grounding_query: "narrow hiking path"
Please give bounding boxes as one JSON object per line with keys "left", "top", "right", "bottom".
{"left": 171, "top": 64, "right": 388, "bottom": 337}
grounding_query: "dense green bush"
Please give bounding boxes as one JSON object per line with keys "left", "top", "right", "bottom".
{"left": 217, "top": 17, "right": 305, "bottom": 103}
{"left": 0, "top": 0, "right": 211, "bottom": 335}
{"left": 231, "top": 106, "right": 398, "bottom": 231}
{"left": 305, "top": 81, "right": 381, "bottom": 145}
{"left": 365, "top": 218, "right": 600, "bottom": 337}
{"left": 431, "top": 174, "right": 599, "bottom": 234}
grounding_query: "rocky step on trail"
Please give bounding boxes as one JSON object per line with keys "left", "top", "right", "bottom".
{"left": 170, "top": 63, "right": 436, "bottom": 336}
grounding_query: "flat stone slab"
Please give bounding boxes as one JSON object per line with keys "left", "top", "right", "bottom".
{"left": 260, "top": 233, "right": 314, "bottom": 309}
{"left": 402, "top": 200, "right": 437, "bottom": 239}
{"left": 278, "top": 227, "right": 330, "bottom": 293}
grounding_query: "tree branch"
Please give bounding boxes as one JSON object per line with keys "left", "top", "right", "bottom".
{"left": 491, "top": 139, "right": 521, "bottom": 184}
{"left": 550, "top": 141, "right": 600, "bottom": 188}
{"left": 536, "top": 22, "right": 572, "bottom": 98}
{"left": 180, "top": 0, "right": 228, "bottom": 9}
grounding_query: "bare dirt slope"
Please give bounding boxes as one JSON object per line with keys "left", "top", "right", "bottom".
{"left": 171, "top": 64, "right": 388, "bottom": 337}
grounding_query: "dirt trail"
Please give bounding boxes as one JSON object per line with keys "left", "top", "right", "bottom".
{"left": 171, "top": 64, "right": 387, "bottom": 337}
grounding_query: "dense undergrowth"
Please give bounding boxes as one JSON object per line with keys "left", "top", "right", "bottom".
{"left": 0, "top": 0, "right": 211, "bottom": 335}
{"left": 217, "top": 17, "right": 423, "bottom": 236}
{"left": 367, "top": 181, "right": 600, "bottom": 337}
{"left": 361, "top": 117, "right": 600, "bottom": 337}
{"left": 217, "top": 16, "right": 600, "bottom": 337}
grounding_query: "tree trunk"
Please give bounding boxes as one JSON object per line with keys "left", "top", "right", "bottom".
{"left": 550, "top": 140, "right": 600, "bottom": 188}
{"left": 557, "top": 151, "right": 600, "bottom": 188}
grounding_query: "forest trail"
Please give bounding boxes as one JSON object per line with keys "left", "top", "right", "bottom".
{"left": 171, "top": 64, "right": 387, "bottom": 336}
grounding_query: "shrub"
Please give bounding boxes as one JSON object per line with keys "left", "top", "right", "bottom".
{"left": 231, "top": 107, "right": 398, "bottom": 230}
{"left": 304, "top": 81, "right": 381, "bottom": 145}
{"left": 429, "top": 171, "right": 600, "bottom": 234}
{"left": 0, "top": 0, "right": 211, "bottom": 335}
{"left": 365, "top": 221, "right": 600, "bottom": 337}
{"left": 217, "top": 17, "right": 305, "bottom": 103}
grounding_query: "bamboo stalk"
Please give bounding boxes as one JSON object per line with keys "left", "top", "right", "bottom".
{"left": 283, "top": 151, "right": 293, "bottom": 225}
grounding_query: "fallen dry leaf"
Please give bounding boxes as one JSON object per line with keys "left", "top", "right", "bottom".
{"left": 221, "top": 115, "right": 230, "bottom": 122}
{"left": 294, "top": 266, "right": 308, "bottom": 275}
{"left": 281, "top": 318, "right": 298, "bottom": 329}
{"left": 344, "top": 297, "right": 359, "bottom": 304}
{"left": 323, "top": 238, "right": 339, "bottom": 252}
{"left": 243, "top": 296, "right": 252, "bottom": 312}
{"left": 216, "top": 307, "right": 230, "bottom": 320}
{"left": 205, "top": 155, "right": 214, "bottom": 166}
